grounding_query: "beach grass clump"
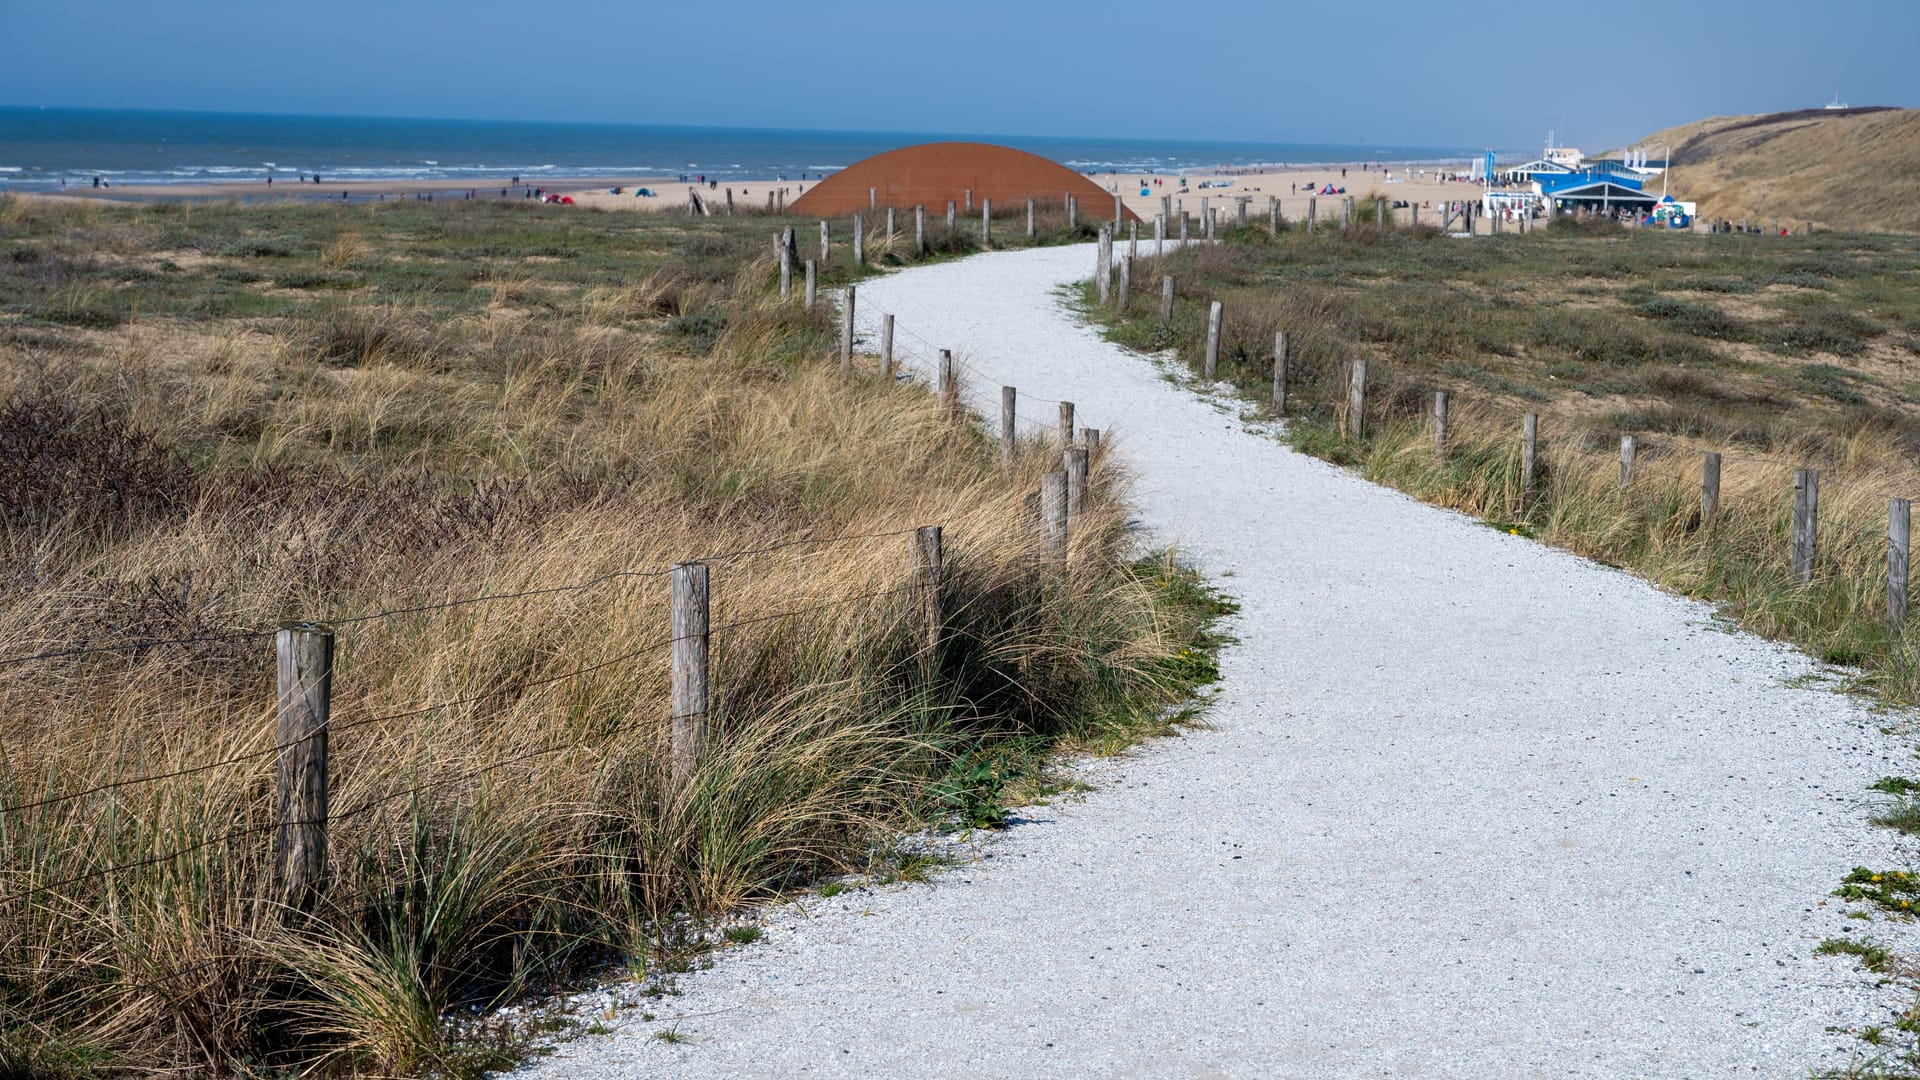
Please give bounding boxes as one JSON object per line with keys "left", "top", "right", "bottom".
{"left": 0, "top": 197, "right": 1220, "bottom": 1074}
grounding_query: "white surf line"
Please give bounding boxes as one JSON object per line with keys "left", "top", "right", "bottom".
{"left": 519, "top": 243, "right": 1919, "bottom": 1079}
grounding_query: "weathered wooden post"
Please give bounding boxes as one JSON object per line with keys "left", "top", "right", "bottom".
{"left": 1793, "top": 469, "right": 1820, "bottom": 583}
{"left": 1082, "top": 428, "right": 1101, "bottom": 457}
{"left": 1204, "top": 301, "right": 1222, "bottom": 379}
{"left": 804, "top": 259, "right": 817, "bottom": 311}
{"left": 1411, "top": 204, "right": 1420, "bottom": 228}
{"left": 947, "top": 200, "right": 957, "bottom": 230}
{"left": 1346, "top": 359, "right": 1367, "bottom": 439}
{"left": 1377, "top": 198, "right": 1386, "bottom": 227}
{"left": 1058, "top": 400, "right": 1075, "bottom": 452}
{"left": 853, "top": 212, "right": 865, "bottom": 264}
{"left": 1178, "top": 212, "right": 1188, "bottom": 244}
{"left": 1154, "top": 213, "right": 1165, "bottom": 258}
{"left": 914, "top": 526, "right": 943, "bottom": 681}
{"left": 1161, "top": 275, "right": 1175, "bottom": 326}
{"left": 1701, "top": 451, "right": 1721, "bottom": 524}
{"left": 1273, "top": 330, "right": 1288, "bottom": 414}
{"left": 1128, "top": 220, "right": 1138, "bottom": 263}
{"left": 1892, "top": 499, "right": 1911, "bottom": 634}
{"left": 1308, "top": 196, "right": 1317, "bottom": 232}
{"left": 778, "top": 240, "right": 792, "bottom": 300}
{"left": 885, "top": 206, "right": 896, "bottom": 236}
{"left": 916, "top": 205, "right": 926, "bottom": 254}
{"left": 881, "top": 314, "right": 895, "bottom": 381}
{"left": 820, "top": 220, "right": 830, "bottom": 262}
{"left": 1068, "top": 196, "right": 1078, "bottom": 229}
{"left": 1095, "top": 227, "right": 1112, "bottom": 304}
{"left": 938, "top": 349, "right": 957, "bottom": 413}
{"left": 275, "top": 624, "right": 332, "bottom": 907}
{"left": 1041, "top": 470, "right": 1069, "bottom": 557}
{"left": 982, "top": 199, "right": 991, "bottom": 245}
{"left": 1433, "top": 390, "right": 1449, "bottom": 458}
{"left": 1205, "top": 207, "right": 1215, "bottom": 243}
{"left": 839, "top": 285, "right": 856, "bottom": 373}
{"left": 1027, "top": 197, "right": 1036, "bottom": 239}
{"left": 868, "top": 186, "right": 876, "bottom": 209}
{"left": 1269, "top": 196, "right": 1280, "bottom": 235}
{"left": 1001, "top": 386, "right": 1017, "bottom": 467}
{"left": 1117, "top": 256, "right": 1131, "bottom": 310}
{"left": 1236, "top": 198, "right": 1248, "bottom": 229}
{"left": 1521, "top": 413, "right": 1538, "bottom": 496}
{"left": 670, "top": 561, "right": 709, "bottom": 788}
{"left": 1065, "top": 447, "right": 1089, "bottom": 519}
{"left": 1619, "top": 435, "right": 1638, "bottom": 487}
{"left": 965, "top": 189, "right": 973, "bottom": 212}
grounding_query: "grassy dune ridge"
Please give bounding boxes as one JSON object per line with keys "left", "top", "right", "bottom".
{"left": 0, "top": 196, "right": 1221, "bottom": 1075}
{"left": 1090, "top": 214, "right": 1920, "bottom": 698}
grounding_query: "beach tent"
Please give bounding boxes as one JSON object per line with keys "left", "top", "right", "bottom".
{"left": 636, "top": 188, "right": 655, "bottom": 197}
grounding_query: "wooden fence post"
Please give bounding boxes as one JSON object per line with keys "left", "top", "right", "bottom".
{"left": 886, "top": 206, "right": 895, "bottom": 235}
{"left": 1701, "top": 451, "right": 1721, "bottom": 524}
{"left": 820, "top": 220, "right": 830, "bottom": 262}
{"left": 1793, "top": 469, "right": 1819, "bottom": 583}
{"left": 1128, "top": 220, "right": 1138, "bottom": 263}
{"left": 275, "top": 624, "right": 332, "bottom": 907}
{"left": 1058, "top": 400, "right": 1075, "bottom": 453}
{"left": 839, "top": 285, "right": 856, "bottom": 372}
{"left": 916, "top": 205, "right": 926, "bottom": 254}
{"left": 1117, "top": 256, "right": 1131, "bottom": 310}
{"left": 1377, "top": 199, "right": 1386, "bottom": 227}
{"left": 1096, "top": 227, "right": 1112, "bottom": 303}
{"left": 1619, "top": 435, "right": 1637, "bottom": 487}
{"left": 965, "top": 189, "right": 972, "bottom": 213}
{"left": 915, "top": 526, "right": 943, "bottom": 680}
{"left": 1346, "top": 359, "right": 1367, "bottom": 439}
{"left": 1161, "top": 276, "right": 1175, "bottom": 326}
{"left": 1065, "top": 447, "right": 1089, "bottom": 519}
{"left": 1892, "top": 499, "right": 1911, "bottom": 634}
{"left": 1179, "top": 212, "right": 1188, "bottom": 244}
{"left": 1236, "top": 198, "right": 1248, "bottom": 229}
{"left": 1204, "top": 301, "right": 1222, "bottom": 379}
{"left": 938, "top": 349, "right": 957, "bottom": 413}
{"left": 670, "top": 562, "right": 709, "bottom": 788}
{"left": 1270, "top": 196, "right": 1280, "bottom": 235}
{"left": 982, "top": 199, "right": 991, "bottom": 246}
{"left": 853, "top": 213, "right": 865, "bottom": 264}
{"left": 947, "top": 200, "right": 956, "bottom": 230}
{"left": 1001, "top": 386, "right": 1017, "bottom": 467}
{"left": 1068, "top": 197, "right": 1077, "bottom": 229}
{"left": 1027, "top": 197, "right": 1036, "bottom": 239}
{"left": 1082, "top": 428, "right": 1101, "bottom": 457}
{"left": 778, "top": 240, "right": 792, "bottom": 300}
{"left": 1308, "top": 196, "right": 1317, "bottom": 232}
{"left": 1411, "top": 204, "right": 1419, "bottom": 228}
{"left": 804, "top": 260, "right": 817, "bottom": 311}
{"left": 1521, "top": 413, "right": 1538, "bottom": 496}
{"left": 869, "top": 186, "right": 876, "bottom": 209}
{"left": 881, "top": 314, "right": 895, "bottom": 381}
{"left": 1273, "top": 330, "right": 1288, "bottom": 414}
{"left": 1432, "top": 390, "right": 1448, "bottom": 458}
{"left": 1041, "top": 470, "right": 1068, "bottom": 557}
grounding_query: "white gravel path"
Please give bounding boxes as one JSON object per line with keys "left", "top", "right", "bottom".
{"left": 517, "top": 244, "right": 1920, "bottom": 1078}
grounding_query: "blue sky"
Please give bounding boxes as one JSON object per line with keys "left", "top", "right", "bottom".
{"left": 3, "top": 0, "right": 1915, "bottom": 149}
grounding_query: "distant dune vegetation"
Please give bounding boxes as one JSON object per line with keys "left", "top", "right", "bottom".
{"left": 1629, "top": 107, "right": 1920, "bottom": 233}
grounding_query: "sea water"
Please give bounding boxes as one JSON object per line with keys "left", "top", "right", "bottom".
{"left": 0, "top": 107, "right": 1498, "bottom": 191}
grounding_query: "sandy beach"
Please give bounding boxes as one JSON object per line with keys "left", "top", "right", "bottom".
{"left": 22, "top": 163, "right": 1501, "bottom": 226}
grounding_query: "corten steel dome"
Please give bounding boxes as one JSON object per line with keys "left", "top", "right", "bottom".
{"left": 789, "top": 142, "right": 1138, "bottom": 222}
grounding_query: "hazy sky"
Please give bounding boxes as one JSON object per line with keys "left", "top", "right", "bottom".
{"left": 3, "top": 0, "right": 1915, "bottom": 150}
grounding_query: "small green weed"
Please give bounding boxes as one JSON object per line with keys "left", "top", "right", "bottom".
{"left": 1818, "top": 936, "right": 1894, "bottom": 973}
{"left": 1836, "top": 868, "right": 1920, "bottom": 915}
{"left": 722, "top": 925, "right": 763, "bottom": 946}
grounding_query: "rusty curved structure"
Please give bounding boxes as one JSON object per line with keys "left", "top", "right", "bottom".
{"left": 789, "top": 142, "right": 1136, "bottom": 222}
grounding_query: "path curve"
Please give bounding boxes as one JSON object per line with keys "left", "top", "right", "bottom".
{"left": 518, "top": 244, "right": 1916, "bottom": 1078}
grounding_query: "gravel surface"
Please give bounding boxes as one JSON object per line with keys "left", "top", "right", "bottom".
{"left": 514, "top": 244, "right": 1919, "bottom": 1078}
